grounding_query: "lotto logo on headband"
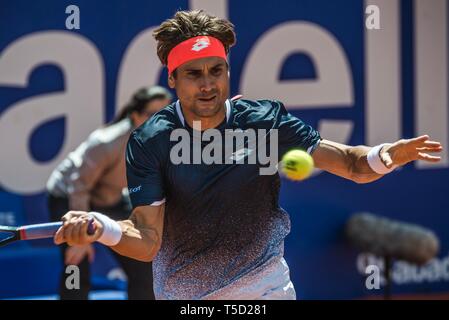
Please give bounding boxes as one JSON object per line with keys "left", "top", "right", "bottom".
{"left": 167, "top": 35, "right": 227, "bottom": 75}
{"left": 191, "top": 37, "right": 210, "bottom": 52}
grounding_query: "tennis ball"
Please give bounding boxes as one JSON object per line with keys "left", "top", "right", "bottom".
{"left": 280, "top": 149, "right": 314, "bottom": 181}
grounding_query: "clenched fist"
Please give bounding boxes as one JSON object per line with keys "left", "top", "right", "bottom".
{"left": 54, "top": 211, "right": 103, "bottom": 246}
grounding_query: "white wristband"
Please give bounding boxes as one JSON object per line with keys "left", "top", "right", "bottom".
{"left": 367, "top": 143, "right": 397, "bottom": 175}
{"left": 89, "top": 211, "right": 122, "bottom": 246}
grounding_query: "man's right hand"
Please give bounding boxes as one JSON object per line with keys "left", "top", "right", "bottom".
{"left": 54, "top": 211, "right": 104, "bottom": 246}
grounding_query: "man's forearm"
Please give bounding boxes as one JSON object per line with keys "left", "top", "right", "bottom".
{"left": 349, "top": 145, "right": 384, "bottom": 184}
{"left": 110, "top": 219, "right": 161, "bottom": 262}
{"left": 54, "top": 204, "right": 165, "bottom": 256}
{"left": 313, "top": 139, "right": 384, "bottom": 184}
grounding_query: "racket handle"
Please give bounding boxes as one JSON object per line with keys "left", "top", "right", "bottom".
{"left": 87, "top": 219, "right": 96, "bottom": 235}
{"left": 20, "top": 219, "right": 96, "bottom": 240}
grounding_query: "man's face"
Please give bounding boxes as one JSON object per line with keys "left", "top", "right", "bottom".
{"left": 169, "top": 56, "right": 229, "bottom": 120}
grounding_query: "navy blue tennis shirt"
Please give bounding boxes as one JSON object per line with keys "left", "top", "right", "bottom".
{"left": 126, "top": 98, "right": 321, "bottom": 299}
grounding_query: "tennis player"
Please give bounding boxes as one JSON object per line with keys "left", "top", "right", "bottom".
{"left": 54, "top": 10, "right": 443, "bottom": 300}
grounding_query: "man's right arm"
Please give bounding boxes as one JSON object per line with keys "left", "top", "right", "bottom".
{"left": 112, "top": 204, "right": 165, "bottom": 261}
{"left": 54, "top": 203, "right": 165, "bottom": 262}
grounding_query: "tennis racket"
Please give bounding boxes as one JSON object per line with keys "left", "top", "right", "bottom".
{"left": 0, "top": 220, "right": 96, "bottom": 247}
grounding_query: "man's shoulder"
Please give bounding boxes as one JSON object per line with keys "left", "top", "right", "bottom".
{"left": 132, "top": 103, "right": 179, "bottom": 144}
{"left": 232, "top": 98, "right": 286, "bottom": 122}
{"left": 233, "top": 98, "right": 285, "bottom": 112}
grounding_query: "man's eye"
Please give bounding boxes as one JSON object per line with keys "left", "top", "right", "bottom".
{"left": 212, "top": 68, "right": 223, "bottom": 76}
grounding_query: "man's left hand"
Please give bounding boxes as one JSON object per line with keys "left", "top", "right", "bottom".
{"left": 381, "top": 135, "right": 443, "bottom": 168}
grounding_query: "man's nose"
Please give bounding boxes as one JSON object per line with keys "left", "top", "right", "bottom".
{"left": 199, "top": 75, "right": 216, "bottom": 93}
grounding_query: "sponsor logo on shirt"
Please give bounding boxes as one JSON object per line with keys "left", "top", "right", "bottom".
{"left": 229, "top": 148, "right": 254, "bottom": 162}
{"left": 128, "top": 185, "right": 142, "bottom": 194}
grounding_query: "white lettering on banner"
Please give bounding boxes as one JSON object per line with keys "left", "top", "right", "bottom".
{"left": 1, "top": 1, "right": 448, "bottom": 195}
{"left": 0, "top": 212, "right": 16, "bottom": 225}
{"left": 241, "top": 21, "right": 354, "bottom": 152}
{"left": 357, "top": 253, "right": 449, "bottom": 286}
{"left": 189, "top": 0, "right": 227, "bottom": 19}
{"left": 365, "top": 0, "right": 401, "bottom": 148}
{"left": 414, "top": 0, "right": 448, "bottom": 168}
{"left": 0, "top": 31, "right": 104, "bottom": 194}
{"left": 241, "top": 21, "right": 354, "bottom": 108}
{"left": 365, "top": 0, "right": 448, "bottom": 169}
{"left": 115, "top": 27, "right": 162, "bottom": 115}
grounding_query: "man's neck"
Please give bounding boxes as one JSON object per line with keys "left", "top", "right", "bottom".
{"left": 183, "top": 106, "right": 226, "bottom": 131}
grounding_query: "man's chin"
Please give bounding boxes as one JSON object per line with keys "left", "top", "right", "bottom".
{"left": 193, "top": 101, "right": 224, "bottom": 117}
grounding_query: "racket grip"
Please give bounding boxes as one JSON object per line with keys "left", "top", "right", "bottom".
{"left": 87, "top": 218, "right": 96, "bottom": 235}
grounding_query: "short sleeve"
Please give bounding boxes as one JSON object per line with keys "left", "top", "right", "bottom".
{"left": 126, "top": 132, "right": 165, "bottom": 208}
{"left": 273, "top": 100, "right": 322, "bottom": 157}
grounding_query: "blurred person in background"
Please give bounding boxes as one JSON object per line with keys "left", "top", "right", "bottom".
{"left": 46, "top": 86, "right": 172, "bottom": 300}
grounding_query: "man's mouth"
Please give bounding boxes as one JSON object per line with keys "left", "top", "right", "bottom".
{"left": 198, "top": 95, "right": 216, "bottom": 102}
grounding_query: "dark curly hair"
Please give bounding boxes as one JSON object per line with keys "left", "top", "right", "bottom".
{"left": 153, "top": 10, "right": 236, "bottom": 69}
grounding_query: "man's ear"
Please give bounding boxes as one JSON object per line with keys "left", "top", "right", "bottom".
{"left": 168, "top": 74, "right": 175, "bottom": 89}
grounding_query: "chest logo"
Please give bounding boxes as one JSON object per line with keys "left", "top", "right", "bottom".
{"left": 229, "top": 148, "right": 254, "bottom": 162}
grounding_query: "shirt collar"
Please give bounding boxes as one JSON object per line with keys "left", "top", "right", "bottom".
{"left": 175, "top": 99, "right": 232, "bottom": 127}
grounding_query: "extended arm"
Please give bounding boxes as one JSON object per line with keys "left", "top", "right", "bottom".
{"left": 312, "top": 135, "right": 442, "bottom": 184}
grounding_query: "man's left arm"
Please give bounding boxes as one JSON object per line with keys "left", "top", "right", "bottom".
{"left": 312, "top": 135, "right": 443, "bottom": 184}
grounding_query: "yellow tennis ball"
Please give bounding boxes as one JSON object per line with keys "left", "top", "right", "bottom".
{"left": 280, "top": 149, "right": 314, "bottom": 181}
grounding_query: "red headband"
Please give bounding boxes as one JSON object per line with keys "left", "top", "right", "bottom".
{"left": 167, "top": 36, "right": 227, "bottom": 75}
